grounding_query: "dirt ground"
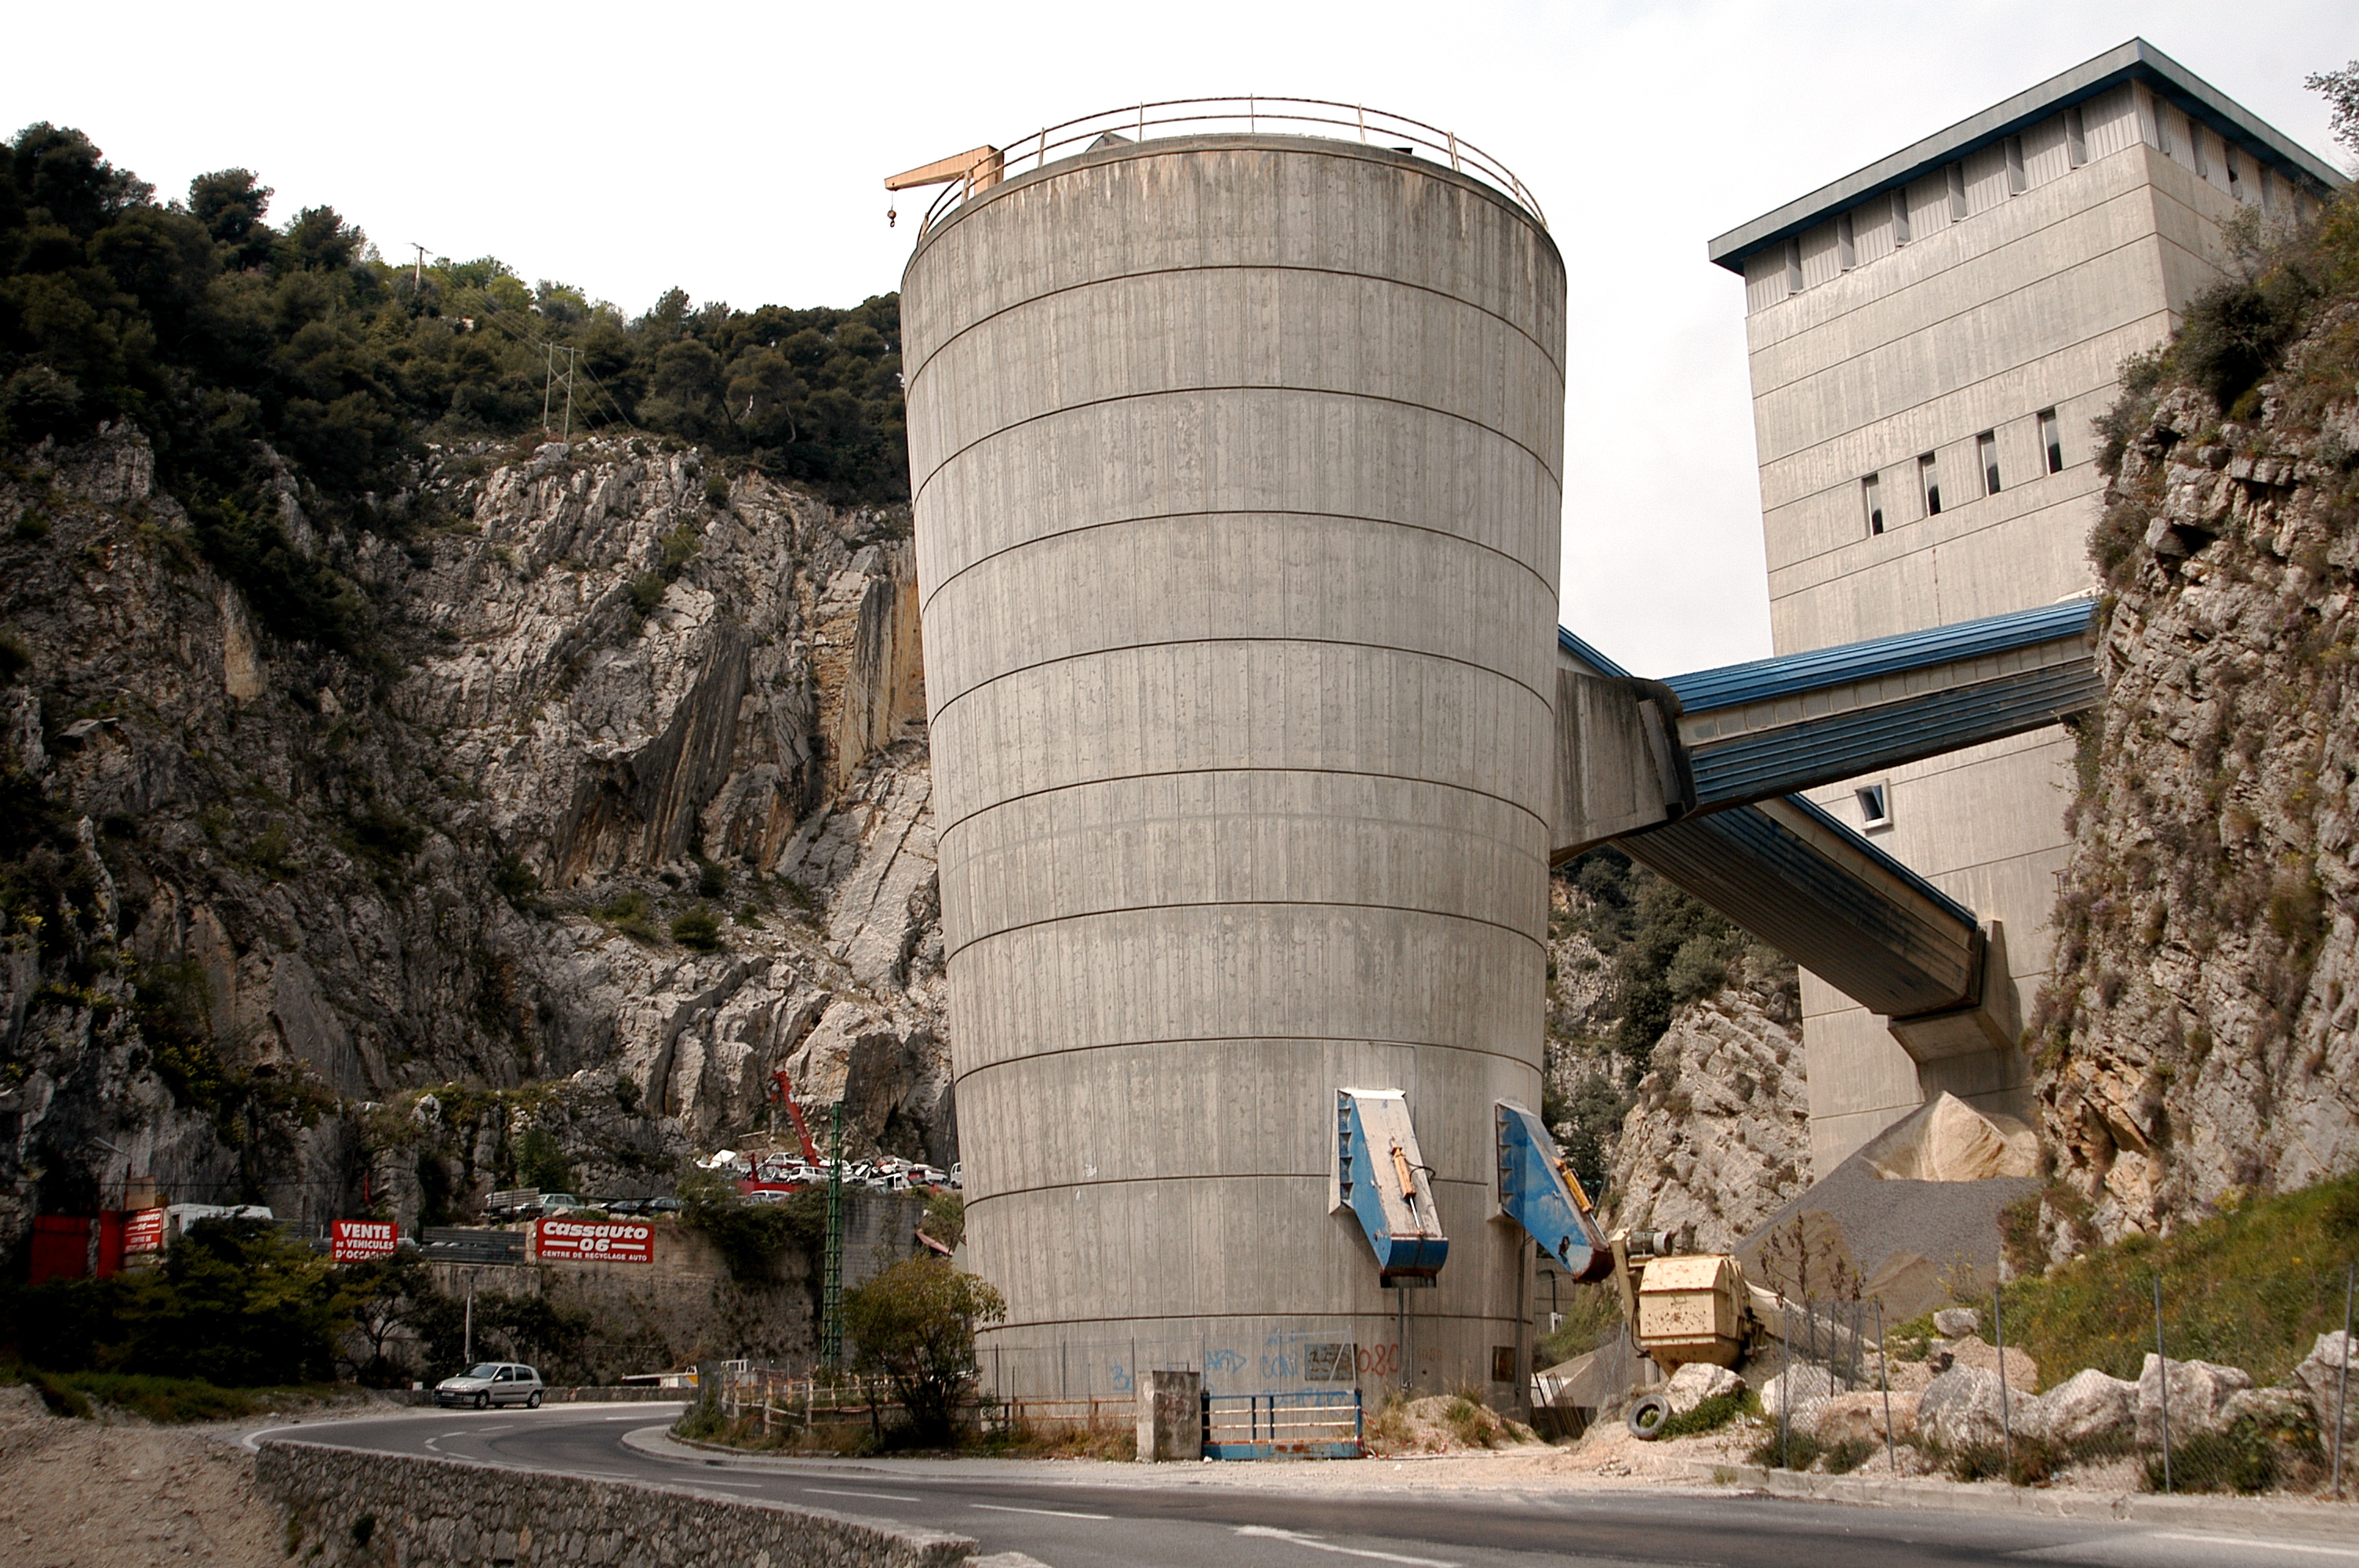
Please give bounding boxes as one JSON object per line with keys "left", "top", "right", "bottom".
{"left": 0, "top": 1386, "right": 282, "bottom": 1567}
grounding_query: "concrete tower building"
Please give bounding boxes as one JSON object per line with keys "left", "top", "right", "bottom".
{"left": 902, "top": 122, "right": 1565, "bottom": 1399}
{"left": 1709, "top": 41, "right": 2344, "bottom": 1170}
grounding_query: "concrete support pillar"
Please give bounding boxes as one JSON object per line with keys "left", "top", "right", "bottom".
{"left": 1135, "top": 1369, "right": 1203, "bottom": 1462}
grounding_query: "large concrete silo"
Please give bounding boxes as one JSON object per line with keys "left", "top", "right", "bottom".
{"left": 902, "top": 123, "right": 1565, "bottom": 1401}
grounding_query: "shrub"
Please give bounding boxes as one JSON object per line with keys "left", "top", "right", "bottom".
{"left": 1651, "top": 1388, "right": 1745, "bottom": 1439}
{"left": 492, "top": 853, "right": 540, "bottom": 906}
{"left": 842, "top": 1258, "right": 1006, "bottom": 1446}
{"left": 671, "top": 902, "right": 722, "bottom": 951}
{"left": 677, "top": 1167, "right": 794, "bottom": 1285}
{"left": 595, "top": 890, "right": 660, "bottom": 942}
{"left": 515, "top": 1127, "right": 572, "bottom": 1195}
{"left": 626, "top": 571, "right": 667, "bottom": 617}
{"left": 1747, "top": 1428, "right": 1822, "bottom": 1471}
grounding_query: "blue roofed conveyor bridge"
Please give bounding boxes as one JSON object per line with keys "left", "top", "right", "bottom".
{"left": 1550, "top": 597, "right": 2099, "bottom": 1065}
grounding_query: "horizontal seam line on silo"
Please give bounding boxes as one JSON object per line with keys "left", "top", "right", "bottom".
{"left": 918, "top": 507, "right": 1557, "bottom": 615}
{"left": 903, "top": 262, "right": 1565, "bottom": 388}
{"left": 939, "top": 898, "right": 1550, "bottom": 963}
{"left": 925, "top": 634, "right": 1557, "bottom": 728}
{"left": 911, "top": 384, "right": 1562, "bottom": 510}
{"left": 932, "top": 765, "right": 1553, "bottom": 842}
{"left": 965, "top": 1173, "right": 1497, "bottom": 1202}
{"left": 945, "top": 1034, "right": 1543, "bottom": 1080}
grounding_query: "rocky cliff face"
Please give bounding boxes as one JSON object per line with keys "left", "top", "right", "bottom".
{"left": 2038, "top": 313, "right": 2359, "bottom": 1249}
{"left": 1542, "top": 858, "right": 1811, "bottom": 1253}
{"left": 0, "top": 427, "right": 950, "bottom": 1247}
{"left": 1601, "top": 950, "right": 1809, "bottom": 1255}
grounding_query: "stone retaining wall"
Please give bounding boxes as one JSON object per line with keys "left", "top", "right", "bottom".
{"left": 257, "top": 1439, "right": 977, "bottom": 1567}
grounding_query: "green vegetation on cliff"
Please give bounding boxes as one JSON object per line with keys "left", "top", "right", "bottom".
{"left": 0, "top": 122, "right": 906, "bottom": 654}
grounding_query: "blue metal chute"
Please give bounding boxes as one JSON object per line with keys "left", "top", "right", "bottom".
{"left": 1495, "top": 1102, "right": 1613, "bottom": 1283}
{"left": 1335, "top": 1089, "right": 1447, "bottom": 1284}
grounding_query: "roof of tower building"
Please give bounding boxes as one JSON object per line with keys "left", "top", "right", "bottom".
{"left": 1708, "top": 37, "right": 2348, "bottom": 274}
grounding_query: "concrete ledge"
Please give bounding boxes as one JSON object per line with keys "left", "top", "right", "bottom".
{"left": 1689, "top": 1461, "right": 2359, "bottom": 1542}
{"left": 258, "top": 1437, "right": 981, "bottom": 1567}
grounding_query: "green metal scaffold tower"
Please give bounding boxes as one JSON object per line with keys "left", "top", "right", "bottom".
{"left": 821, "top": 1101, "right": 845, "bottom": 1369}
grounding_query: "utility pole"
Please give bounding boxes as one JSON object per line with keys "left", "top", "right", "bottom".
{"left": 541, "top": 344, "right": 579, "bottom": 439}
{"left": 823, "top": 1102, "right": 845, "bottom": 1371}
{"left": 409, "top": 242, "right": 428, "bottom": 289}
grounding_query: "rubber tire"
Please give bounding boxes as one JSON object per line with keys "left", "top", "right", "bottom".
{"left": 1626, "top": 1393, "right": 1672, "bottom": 1440}
{"left": 474, "top": 1391, "right": 489, "bottom": 1410}
{"left": 526, "top": 1391, "right": 542, "bottom": 1409}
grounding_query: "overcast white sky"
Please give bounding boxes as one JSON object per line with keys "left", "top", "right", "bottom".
{"left": 7, "top": 2, "right": 2352, "bottom": 671}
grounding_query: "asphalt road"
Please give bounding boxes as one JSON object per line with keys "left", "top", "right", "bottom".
{"left": 250, "top": 1404, "right": 2359, "bottom": 1568}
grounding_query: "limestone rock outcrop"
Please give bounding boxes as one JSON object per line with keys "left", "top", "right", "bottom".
{"left": 2136, "top": 1352, "right": 2254, "bottom": 1443}
{"left": 0, "top": 428, "right": 950, "bottom": 1246}
{"left": 1604, "top": 949, "right": 1811, "bottom": 1255}
{"left": 2039, "top": 357, "right": 2359, "bottom": 1245}
{"left": 2024, "top": 1367, "right": 2137, "bottom": 1446}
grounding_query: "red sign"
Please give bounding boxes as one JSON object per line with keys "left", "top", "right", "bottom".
{"left": 122, "top": 1207, "right": 165, "bottom": 1256}
{"left": 534, "top": 1218, "right": 654, "bottom": 1264}
{"left": 333, "top": 1219, "right": 399, "bottom": 1261}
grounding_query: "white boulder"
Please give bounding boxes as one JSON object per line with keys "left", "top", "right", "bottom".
{"left": 1664, "top": 1361, "right": 1746, "bottom": 1415}
{"left": 1918, "top": 1366, "right": 2022, "bottom": 1450}
{"left": 2137, "top": 1354, "right": 2252, "bottom": 1445}
{"left": 2023, "top": 1368, "right": 2135, "bottom": 1446}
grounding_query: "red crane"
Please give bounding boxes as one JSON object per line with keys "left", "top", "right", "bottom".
{"left": 766, "top": 1070, "right": 821, "bottom": 1165}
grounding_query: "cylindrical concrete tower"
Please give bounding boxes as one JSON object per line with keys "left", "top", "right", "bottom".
{"left": 903, "top": 125, "right": 1565, "bottom": 1403}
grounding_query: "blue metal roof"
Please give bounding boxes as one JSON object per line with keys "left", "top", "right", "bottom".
{"left": 1556, "top": 626, "right": 1631, "bottom": 680}
{"left": 1624, "top": 799, "right": 1977, "bottom": 1017}
{"left": 1685, "top": 661, "right": 2103, "bottom": 807}
{"left": 1662, "top": 598, "right": 2095, "bottom": 715}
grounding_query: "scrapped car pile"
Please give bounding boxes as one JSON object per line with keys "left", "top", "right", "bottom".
{"left": 694, "top": 1149, "right": 960, "bottom": 1194}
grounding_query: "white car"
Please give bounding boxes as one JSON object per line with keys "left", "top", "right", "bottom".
{"left": 434, "top": 1363, "right": 545, "bottom": 1409}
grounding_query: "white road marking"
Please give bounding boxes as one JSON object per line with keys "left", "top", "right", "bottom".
{"left": 1235, "top": 1525, "right": 1459, "bottom": 1567}
{"left": 2150, "top": 1536, "right": 2359, "bottom": 1559}
{"left": 973, "top": 1503, "right": 1114, "bottom": 1520}
{"left": 681, "top": 1479, "right": 767, "bottom": 1489}
{"left": 804, "top": 1487, "right": 923, "bottom": 1503}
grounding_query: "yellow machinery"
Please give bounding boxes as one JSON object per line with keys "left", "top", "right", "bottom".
{"left": 1610, "top": 1231, "right": 1755, "bottom": 1373}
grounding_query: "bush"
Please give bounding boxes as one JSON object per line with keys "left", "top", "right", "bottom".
{"left": 595, "top": 889, "right": 660, "bottom": 942}
{"left": 671, "top": 902, "right": 722, "bottom": 951}
{"left": 515, "top": 1127, "right": 572, "bottom": 1195}
{"left": 1747, "top": 1428, "right": 1822, "bottom": 1471}
{"left": 5, "top": 1218, "right": 343, "bottom": 1385}
{"left": 677, "top": 1167, "right": 794, "bottom": 1285}
{"left": 842, "top": 1258, "right": 1005, "bottom": 1446}
{"left": 1651, "top": 1388, "right": 1745, "bottom": 1439}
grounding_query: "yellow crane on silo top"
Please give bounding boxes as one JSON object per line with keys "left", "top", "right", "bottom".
{"left": 883, "top": 146, "right": 1005, "bottom": 226}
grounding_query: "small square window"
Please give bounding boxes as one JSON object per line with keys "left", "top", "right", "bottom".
{"left": 1978, "top": 430, "right": 2000, "bottom": 497}
{"left": 2038, "top": 408, "right": 2063, "bottom": 474}
{"left": 1856, "top": 782, "right": 1892, "bottom": 830}
{"left": 1918, "top": 452, "right": 1942, "bottom": 517}
{"left": 1892, "top": 188, "right": 1911, "bottom": 245}
{"left": 1862, "top": 474, "right": 1885, "bottom": 536}
{"left": 1784, "top": 237, "right": 1804, "bottom": 296}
